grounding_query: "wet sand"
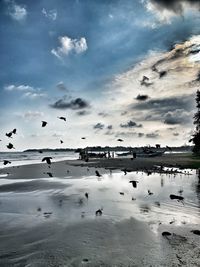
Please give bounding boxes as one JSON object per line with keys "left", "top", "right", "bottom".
{"left": 0, "top": 154, "right": 200, "bottom": 266}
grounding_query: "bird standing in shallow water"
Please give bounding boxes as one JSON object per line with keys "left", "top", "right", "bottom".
{"left": 42, "top": 157, "right": 52, "bottom": 165}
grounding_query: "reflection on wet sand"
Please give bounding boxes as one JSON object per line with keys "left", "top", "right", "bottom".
{"left": 0, "top": 166, "right": 200, "bottom": 266}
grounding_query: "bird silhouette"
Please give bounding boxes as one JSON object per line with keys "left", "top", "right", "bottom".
{"left": 7, "top": 143, "right": 15, "bottom": 149}
{"left": 119, "top": 192, "right": 124, "bottom": 195}
{"left": 148, "top": 190, "right": 153, "bottom": 195}
{"left": 57, "top": 116, "right": 66, "bottom": 121}
{"left": 191, "top": 230, "right": 200, "bottom": 235}
{"left": 3, "top": 160, "right": 11, "bottom": 165}
{"left": 170, "top": 194, "right": 184, "bottom": 201}
{"left": 117, "top": 138, "right": 123, "bottom": 142}
{"left": 60, "top": 140, "right": 64, "bottom": 144}
{"left": 42, "top": 121, "right": 47, "bottom": 127}
{"left": 6, "top": 132, "right": 13, "bottom": 138}
{"left": 95, "top": 170, "right": 101, "bottom": 177}
{"left": 162, "top": 231, "right": 171, "bottom": 237}
{"left": 81, "top": 137, "right": 86, "bottom": 139}
{"left": 12, "top": 128, "right": 17, "bottom": 134}
{"left": 85, "top": 192, "right": 89, "bottom": 199}
{"left": 46, "top": 172, "right": 53, "bottom": 177}
{"left": 42, "top": 157, "right": 52, "bottom": 164}
{"left": 129, "top": 180, "right": 138, "bottom": 188}
{"left": 95, "top": 209, "right": 103, "bottom": 216}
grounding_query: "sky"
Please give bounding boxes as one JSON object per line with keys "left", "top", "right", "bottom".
{"left": 0, "top": 0, "right": 200, "bottom": 151}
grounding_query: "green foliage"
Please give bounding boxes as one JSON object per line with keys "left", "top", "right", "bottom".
{"left": 191, "top": 90, "right": 200, "bottom": 155}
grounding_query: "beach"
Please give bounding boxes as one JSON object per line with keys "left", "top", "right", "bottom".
{"left": 0, "top": 153, "right": 200, "bottom": 266}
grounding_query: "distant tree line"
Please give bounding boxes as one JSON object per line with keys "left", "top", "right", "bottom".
{"left": 190, "top": 90, "right": 200, "bottom": 155}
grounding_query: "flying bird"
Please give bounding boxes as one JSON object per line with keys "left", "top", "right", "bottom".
{"left": 162, "top": 231, "right": 171, "bottom": 237}
{"left": 95, "top": 170, "right": 101, "bottom": 177}
{"left": 170, "top": 194, "right": 184, "bottom": 201}
{"left": 81, "top": 137, "right": 86, "bottom": 139}
{"left": 129, "top": 180, "right": 138, "bottom": 188}
{"left": 191, "top": 230, "right": 200, "bottom": 235}
{"left": 57, "top": 116, "right": 66, "bottom": 121}
{"left": 7, "top": 143, "right": 15, "bottom": 149}
{"left": 3, "top": 160, "right": 11, "bottom": 165}
{"left": 42, "top": 157, "right": 52, "bottom": 165}
{"left": 85, "top": 192, "right": 89, "bottom": 199}
{"left": 60, "top": 140, "right": 64, "bottom": 144}
{"left": 41, "top": 121, "right": 47, "bottom": 127}
{"left": 12, "top": 128, "right": 17, "bottom": 134}
{"left": 46, "top": 172, "right": 53, "bottom": 177}
{"left": 117, "top": 138, "right": 124, "bottom": 142}
{"left": 6, "top": 132, "right": 13, "bottom": 138}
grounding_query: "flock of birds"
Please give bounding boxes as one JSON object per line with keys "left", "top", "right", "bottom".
{"left": 1, "top": 121, "right": 200, "bottom": 240}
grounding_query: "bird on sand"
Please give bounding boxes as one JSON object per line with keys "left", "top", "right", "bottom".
{"left": 191, "top": 230, "right": 200, "bottom": 235}
{"left": 57, "top": 116, "right": 66, "bottom": 121}
{"left": 7, "top": 143, "right": 15, "bottom": 149}
{"left": 6, "top": 132, "right": 13, "bottom": 138}
{"left": 148, "top": 189, "right": 153, "bottom": 195}
{"left": 12, "top": 128, "right": 17, "bottom": 134}
{"left": 95, "top": 209, "right": 103, "bottom": 216}
{"left": 85, "top": 192, "right": 89, "bottom": 199}
{"left": 3, "top": 160, "right": 11, "bottom": 165}
{"left": 162, "top": 231, "right": 171, "bottom": 237}
{"left": 42, "top": 157, "right": 52, "bottom": 164}
{"left": 41, "top": 121, "right": 47, "bottom": 127}
{"left": 129, "top": 180, "right": 138, "bottom": 188}
{"left": 95, "top": 170, "right": 101, "bottom": 177}
{"left": 117, "top": 138, "right": 123, "bottom": 142}
{"left": 46, "top": 172, "right": 53, "bottom": 177}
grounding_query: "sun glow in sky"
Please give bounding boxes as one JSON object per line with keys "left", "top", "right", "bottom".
{"left": 1, "top": 0, "right": 200, "bottom": 151}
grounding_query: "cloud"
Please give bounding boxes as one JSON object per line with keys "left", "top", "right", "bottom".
{"left": 163, "top": 109, "right": 192, "bottom": 125}
{"left": 93, "top": 123, "right": 104, "bottom": 130}
{"left": 149, "top": 0, "right": 200, "bottom": 14}
{"left": 23, "top": 111, "right": 44, "bottom": 119}
{"left": 4, "top": 84, "right": 47, "bottom": 99}
{"left": 6, "top": 0, "right": 27, "bottom": 21}
{"left": 135, "top": 94, "right": 149, "bottom": 101}
{"left": 4, "top": 84, "right": 34, "bottom": 91}
{"left": 76, "top": 110, "right": 90, "bottom": 116}
{"left": 42, "top": 8, "right": 57, "bottom": 21}
{"left": 51, "top": 36, "right": 88, "bottom": 59}
{"left": 56, "top": 82, "right": 68, "bottom": 92}
{"left": 120, "top": 120, "right": 143, "bottom": 128}
{"left": 146, "top": 132, "right": 160, "bottom": 138}
{"left": 50, "top": 97, "right": 90, "bottom": 110}
{"left": 145, "top": 0, "right": 200, "bottom": 24}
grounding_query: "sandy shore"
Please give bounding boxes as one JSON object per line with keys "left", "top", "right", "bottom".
{"left": 0, "top": 153, "right": 200, "bottom": 266}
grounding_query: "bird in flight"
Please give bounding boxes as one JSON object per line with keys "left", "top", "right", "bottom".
{"left": 6, "top": 131, "right": 13, "bottom": 138}
{"left": 117, "top": 138, "right": 123, "bottom": 142}
{"left": 7, "top": 143, "right": 15, "bottom": 149}
{"left": 81, "top": 137, "right": 86, "bottom": 139}
{"left": 129, "top": 180, "right": 138, "bottom": 188}
{"left": 60, "top": 140, "right": 64, "bottom": 144}
{"left": 57, "top": 116, "right": 66, "bottom": 121}
{"left": 42, "top": 157, "right": 52, "bottom": 165}
{"left": 42, "top": 121, "right": 47, "bottom": 127}
{"left": 12, "top": 128, "right": 17, "bottom": 134}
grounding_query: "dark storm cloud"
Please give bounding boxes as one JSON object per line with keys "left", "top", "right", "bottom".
{"left": 120, "top": 120, "right": 143, "bottom": 128}
{"left": 146, "top": 132, "right": 160, "bottom": 139}
{"left": 132, "top": 94, "right": 195, "bottom": 114}
{"left": 135, "top": 94, "right": 149, "bottom": 101}
{"left": 93, "top": 123, "right": 104, "bottom": 130}
{"left": 149, "top": 0, "right": 200, "bottom": 14}
{"left": 50, "top": 97, "right": 90, "bottom": 110}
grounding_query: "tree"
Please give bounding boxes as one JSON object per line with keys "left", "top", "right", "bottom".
{"left": 190, "top": 90, "right": 200, "bottom": 155}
